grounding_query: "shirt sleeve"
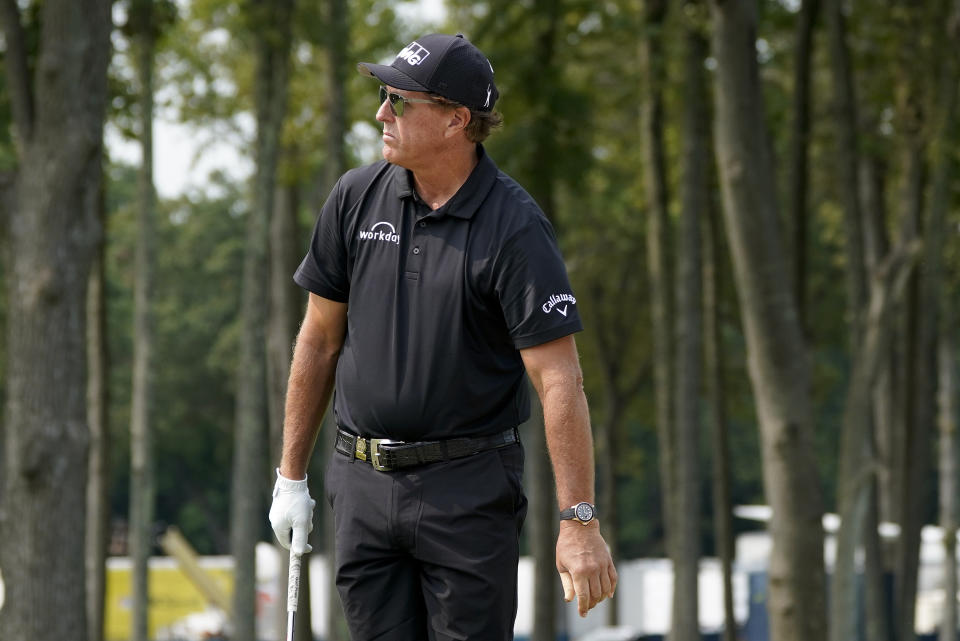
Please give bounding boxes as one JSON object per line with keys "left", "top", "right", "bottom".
{"left": 494, "top": 216, "right": 583, "bottom": 349}
{"left": 293, "top": 179, "right": 350, "bottom": 302}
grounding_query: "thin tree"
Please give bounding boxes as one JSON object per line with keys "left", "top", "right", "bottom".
{"left": 86, "top": 187, "right": 110, "bottom": 641}
{"left": 822, "top": 0, "right": 883, "bottom": 636}
{"left": 230, "top": 1, "right": 295, "bottom": 639}
{"left": 709, "top": 2, "right": 827, "bottom": 640}
{"left": 889, "top": 3, "right": 928, "bottom": 636}
{"left": 938, "top": 296, "right": 958, "bottom": 641}
{"left": 671, "top": 4, "right": 709, "bottom": 639}
{"left": 126, "top": 2, "right": 159, "bottom": 638}
{"left": 704, "top": 182, "right": 736, "bottom": 641}
{"left": 638, "top": 0, "right": 677, "bottom": 577}
{"left": 894, "top": 1, "right": 956, "bottom": 636}
{"left": 268, "top": 178, "right": 310, "bottom": 641}
{"left": 787, "top": 0, "right": 819, "bottom": 327}
{"left": 322, "top": 0, "right": 349, "bottom": 637}
{"left": 0, "top": 1, "right": 112, "bottom": 640}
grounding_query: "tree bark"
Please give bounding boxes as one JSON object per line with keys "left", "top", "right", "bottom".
{"left": 671, "top": 7, "right": 708, "bottom": 639}
{"left": 938, "top": 301, "right": 957, "bottom": 641}
{"left": 528, "top": 383, "right": 560, "bottom": 641}
{"left": 704, "top": 185, "right": 736, "bottom": 641}
{"left": 86, "top": 189, "right": 110, "bottom": 641}
{"left": 823, "top": 0, "right": 882, "bottom": 637}
{"left": 709, "top": 3, "right": 827, "bottom": 641}
{"left": 587, "top": 258, "right": 647, "bottom": 627}
{"left": 833, "top": 243, "right": 920, "bottom": 641}
{"left": 0, "top": 2, "right": 112, "bottom": 641}
{"left": 230, "top": 2, "right": 294, "bottom": 639}
{"left": 322, "top": 1, "right": 349, "bottom": 638}
{"left": 639, "top": 0, "right": 676, "bottom": 576}
{"left": 521, "top": 4, "right": 562, "bottom": 639}
{"left": 787, "top": 0, "right": 819, "bottom": 330}
{"left": 930, "top": 10, "right": 960, "bottom": 641}
{"left": 268, "top": 181, "right": 310, "bottom": 641}
{"left": 128, "top": 4, "right": 158, "bottom": 639}
{"left": 894, "top": 2, "right": 957, "bottom": 637}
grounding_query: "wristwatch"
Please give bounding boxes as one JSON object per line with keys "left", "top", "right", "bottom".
{"left": 559, "top": 502, "right": 597, "bottom": 525}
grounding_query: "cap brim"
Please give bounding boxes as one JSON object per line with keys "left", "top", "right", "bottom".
{"left": 356, "top": 62, "right": 430, "bottom": 92}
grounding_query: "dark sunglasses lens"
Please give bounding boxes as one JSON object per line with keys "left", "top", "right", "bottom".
{"left": 379, "top": 87, "right": 404, "bottom": 116}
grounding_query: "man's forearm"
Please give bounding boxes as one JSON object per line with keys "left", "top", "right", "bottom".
{"left": 541, "top": 375, "right": 596, "bottom": 509}
{"left": 279, "top": 334, "right": 339, "bottom": 479}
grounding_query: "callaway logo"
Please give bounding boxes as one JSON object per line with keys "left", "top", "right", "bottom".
{"left": 396, "top": 42, "right": 430, "bottom": 66}
{"left": 542, "top": 293, "right": 577, "bottom": 317}
{"left": 358, "top": 221, "right": 400, "bottom": 244}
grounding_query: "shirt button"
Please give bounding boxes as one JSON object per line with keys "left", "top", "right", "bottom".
{"left": 413, "top": 246, "right": 421, "bottom": 255}
{"left": 418, "top": 221, "right": 427, "bottom": 228}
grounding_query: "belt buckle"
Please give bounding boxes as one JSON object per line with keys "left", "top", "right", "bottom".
{"left": 369, "top": 438, "right": 396, "bottom": 472}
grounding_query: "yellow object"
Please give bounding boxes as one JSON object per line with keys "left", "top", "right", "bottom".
{"left": 104, "top": 555, "right": 233, "bottom": 641}
{"left": 160, "top": 526, "right": 233, "bottom": 615}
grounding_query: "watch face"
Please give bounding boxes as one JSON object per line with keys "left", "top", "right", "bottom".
{"left": 575, "top": 502, "right": 594, "bottom": 522}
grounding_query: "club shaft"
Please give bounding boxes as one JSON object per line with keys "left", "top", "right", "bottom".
{"left": 286, "top": 552, "right": 302, "bottom": 641}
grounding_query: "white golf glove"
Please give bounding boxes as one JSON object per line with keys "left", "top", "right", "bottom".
{"left": 269, "top": 468, "right": 316, "bottom": 554}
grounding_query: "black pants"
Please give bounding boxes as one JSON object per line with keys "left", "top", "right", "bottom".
{"left": 324, "top": 440, "right": 528, "bottom": 641}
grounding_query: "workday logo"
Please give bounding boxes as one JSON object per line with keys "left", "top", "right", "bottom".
{"left": 542, "top": 293, "right": 577, "bottom": 317}
{"left": 358, "top": 221, "right": 400, "bottom": 245}
{"left": 396, "top": 42, "right": 430, "bottom": 66}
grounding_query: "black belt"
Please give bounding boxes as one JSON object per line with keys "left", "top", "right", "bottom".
{"left": 335, "top": 427, "right": 519, "bottom": 472}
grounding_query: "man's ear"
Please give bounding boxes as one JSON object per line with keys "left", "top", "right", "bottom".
{"left": 445, "top": 106, "right": 472, "bottom": 138}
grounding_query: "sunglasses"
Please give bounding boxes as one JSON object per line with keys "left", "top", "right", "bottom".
{"left": 379, "top": 85, "right": 444, "bottom": 116}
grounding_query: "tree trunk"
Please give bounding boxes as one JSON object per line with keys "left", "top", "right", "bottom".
{"left": 323, "top": 1, "right": 349, "bottom": 637}
{"left": 0, "top": 2, "right": 112, "bottom": 640}
{"left": 824, "top": 0, "right": 867, "bottom": 341}
{"left": 671, "top": 8, "right": 708, "bottom": 640}
{"left": 833, "top": 243, "right": 920, "bottom": 641}
{"left": 895, "top": 2, "right": 957, "bottom": 636}
{"left": 528, "top": 383, "right": 559, "bottom": 641}
{"left": 86, "top": 190, "right": 110, "bottom": 641}
{"left": 268, "top": 181, "right": 310, "bottom": 641}
{"left": 823, "top": 0, "right": 879, "bottom": 637}
{"left": 787, "top": 0, "right": 819, "bottom": 329}
{"left": 521, "top": 4, "right": 562, "bottom": 638}
{"left": 704, "top": 187, "right": 736, "bottom": 641}
{"left": 230, "top": 2, "right": 294, "bottom": 640}
{"left": 128, "top": 4, "right": 158, "bottom": 639}
{"left": 639, "top": 0, "right": 676, "bottom": 574}
{"left": 709, "top": 3, "right": 827, "bottom": 641}
{"left": 938, "top": 302, "right": 957, "bottom": 641}
{"left": 930, "top": 10, "right": 960, "bottom": 641}
{"left": 588, "top": 260, "right": 646, "bottom": 628}
{"left": 595, "top": 394, "right": 621, "bottom": 626}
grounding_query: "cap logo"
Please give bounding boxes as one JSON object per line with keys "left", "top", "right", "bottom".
{"left": 396, "top": 42, "right": 431, "bottom": 66}
{"left": 484, "top": 84, "right": 492, "bottom": 108}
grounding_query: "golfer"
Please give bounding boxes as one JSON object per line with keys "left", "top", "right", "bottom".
{"left": 269, "top": 33, "right": 617, "bottom": 640}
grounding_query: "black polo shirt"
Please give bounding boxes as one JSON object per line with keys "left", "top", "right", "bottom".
{"left": 294, "top": 145, "right": 582, "bottom": 441}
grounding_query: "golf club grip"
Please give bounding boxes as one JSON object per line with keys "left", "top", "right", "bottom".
{"left": 287, "top": 552, "right": 302, "bottom": 614}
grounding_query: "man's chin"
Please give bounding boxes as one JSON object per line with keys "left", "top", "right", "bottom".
{"left": 381, "top": 146, "right": 409, "bottom": 169}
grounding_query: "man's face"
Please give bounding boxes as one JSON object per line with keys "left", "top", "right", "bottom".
{"left": 376, "top": 86, "right": 451, "bottom": 170}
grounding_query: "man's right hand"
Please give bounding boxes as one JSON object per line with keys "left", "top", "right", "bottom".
{"left": 268, "top": 468, "right": 316, "bottom": 554}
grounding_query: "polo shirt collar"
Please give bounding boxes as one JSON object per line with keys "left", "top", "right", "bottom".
{"left": 393, "top": 144, "right": 498, "bottom": 220}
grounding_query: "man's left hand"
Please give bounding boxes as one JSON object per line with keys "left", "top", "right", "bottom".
{"left": 556, "top": 521, "right": 618, "bottom": 617}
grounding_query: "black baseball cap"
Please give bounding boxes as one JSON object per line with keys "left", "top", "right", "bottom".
{"left": 357, "top": 33, "right": 499, "bottom": 112}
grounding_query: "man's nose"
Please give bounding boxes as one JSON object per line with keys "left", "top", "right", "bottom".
{"left": 376, "top": 99, "right": 394, "bottom": 123}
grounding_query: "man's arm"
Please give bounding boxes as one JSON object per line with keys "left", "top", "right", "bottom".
{"left": 520, "top": 335, "right": 617, "bottom": 617}
{"left": 280, "top": 293, "right": 348, "bottom": 479}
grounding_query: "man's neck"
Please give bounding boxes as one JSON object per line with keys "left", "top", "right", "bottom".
{"left": 411, "top": 145, "right": 479, "bottom": 210}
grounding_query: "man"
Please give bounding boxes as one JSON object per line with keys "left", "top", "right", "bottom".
{"left": 269, "top": 33, "right": 616, "bottom": 640}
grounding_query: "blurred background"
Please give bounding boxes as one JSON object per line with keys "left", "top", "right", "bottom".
{"left": 0, "top": 0, "right": 958, "bottom": 640}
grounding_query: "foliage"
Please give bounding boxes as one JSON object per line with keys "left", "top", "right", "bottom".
{"left": 1, "top": 0, "right": 956, "bottom": 566}
{"left": 106, "top": 162, "right": 245, "bottom": 554}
